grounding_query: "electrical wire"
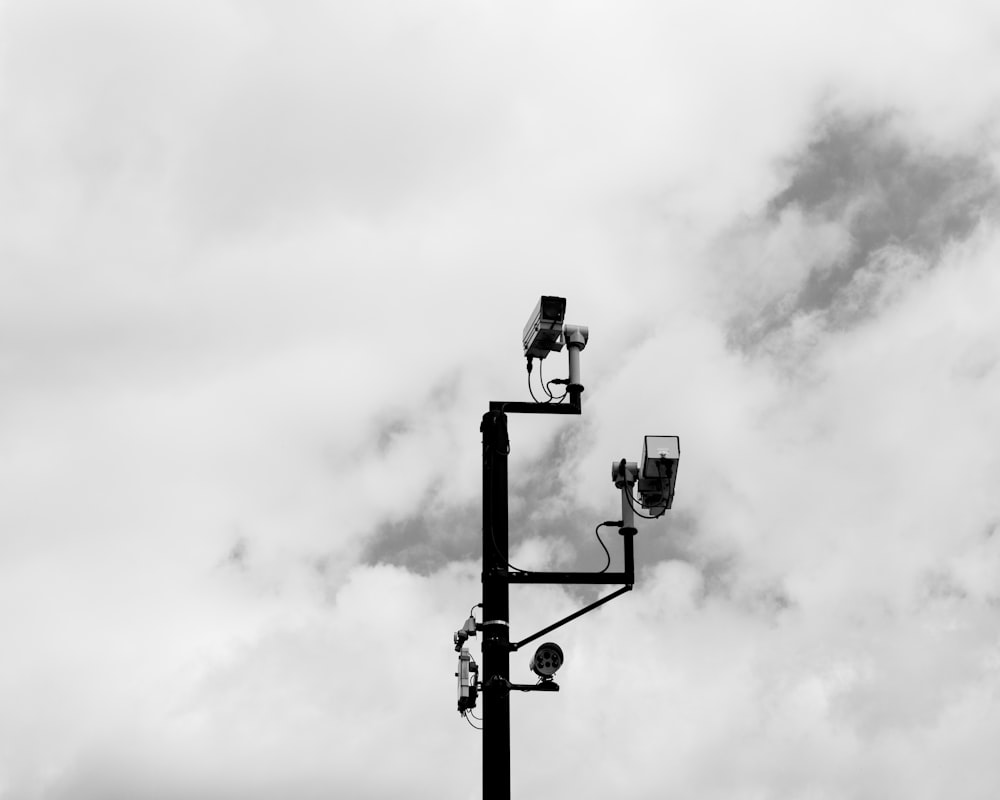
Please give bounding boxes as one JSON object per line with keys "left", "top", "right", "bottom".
{"left": 615, "top": 458, "right": 668, "bottom": 521}
{"left": 623, "top": 482, "right": 668, "bottom": 520}
{"left": 539, "top": 358, "right": 568, "bottom": 402}
{"left": 526, "top": 363, "right": 543, "bottom": 403}
{"left": 487, "top": 508, "right": 526, "bottom": 572}
{"left": 463, "top": 712, "right": 482, "bottom": 730}
{"left": 594, "top": 521, "right": 619, "bottom": 573}
{"left": 528, "top": 358, "right": 564, "bottom": 404}
{"left": 485, "top": 428, "right": 529, "bottom": 573}
{"left": 539, "top": 357, "right": 552, "bottom": 398}
{"left": 547, "top": 381, "right": 568, "bottom": 403}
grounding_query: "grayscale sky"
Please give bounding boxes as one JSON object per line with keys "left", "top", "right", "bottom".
{"left": 3, "top": 2, "right": 1000, "bottom": 798}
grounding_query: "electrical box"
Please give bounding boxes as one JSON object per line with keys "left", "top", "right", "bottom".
{"left": 456, "top": 647, "right": 479, "bottom": 713}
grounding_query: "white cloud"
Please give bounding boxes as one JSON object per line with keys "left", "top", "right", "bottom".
{"left": 3, "top": 0, "right": 1000, "bottom": 797}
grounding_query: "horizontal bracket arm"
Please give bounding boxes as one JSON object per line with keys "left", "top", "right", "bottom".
{"left": 506, "top": 528, "right": 635, "bottom": 586}
{"left": 488, "top": 400, "right": 581, "bottom": 415}
{"left": 483, "top": 676, "right": 560, "bottom": 693}
{"left": 506, "top": 570, "right": 632, "bottom": 584}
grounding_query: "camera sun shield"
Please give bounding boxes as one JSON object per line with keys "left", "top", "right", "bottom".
{"left": 641, "top": 435, "right": 680, "bottom": 477}
{"left": 522, "top": 295, "right": 567, "bottom": 359}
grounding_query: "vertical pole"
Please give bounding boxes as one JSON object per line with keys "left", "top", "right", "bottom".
{"left": 622, "top": 527, "right": 635, "bottom": 586}
{"left": 567, "top": 343, "right": 583, "bottom": 410}
{"left": 481, "top": 411, "right": 510, "bottom": 800}
{"left": 620, "top": 475, "right": 636, "bottom": 586}
{"left": 565, "top": 327, "right": 587, "bottom": 410}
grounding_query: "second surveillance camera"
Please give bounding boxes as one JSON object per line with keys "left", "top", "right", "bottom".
{"left": 522, "top": 296, "right": 566, "bottom": 359}
{"left": 639, "top": 435, "right": 680, "bottom": 511}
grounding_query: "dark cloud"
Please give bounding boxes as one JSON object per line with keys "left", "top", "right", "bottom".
{"left": 374, "top": 417, "right": 412, "bottom": 454}
{"left": 363, "top": 415, "right": 703, "bottom": 583}
{"left": 360, "top": 420, "right": 590, "bottom": 573}
{"left": 223, "top": 535, "right": 249, "bottom": 570}
{"left": 731, "top": 113, "right": 999, "bottom": 349}
{"left": 362, "top": 491, "right": 479, "bottom": 573}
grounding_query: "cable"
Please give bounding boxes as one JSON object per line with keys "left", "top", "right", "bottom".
{"left": 539, "top": 357, "right": 552, "bottom": 398}
{"left": 485, "top": 427, "right": 529, "bottom": 574}
{"left": 623, "top": 484, "right": 668, "bottom": 520}
{"left": 539, "top": 358, "right": 568, "bottom": 402}
{"left": 526, "top": 358, "right": 543, "bottom": 403}
{"left": 529, "top": 358, "right": 564, "bottom": 404}
{"left": 468, "top": 709, "right": 482, "bottom": 720}
{"left": 594, "top": 521, "right": 619, "bottom": 573}
{"left": 470, "top": 602, "right": 482, "bottom": 617}
{"left": 487, "top": 512, "right": 526, "bottom": 572}
{"left": 615, "top": 458, "right": 668, "bottom": 521}
{"left": 463, "top": 712, "right": 482, "bottom": 730}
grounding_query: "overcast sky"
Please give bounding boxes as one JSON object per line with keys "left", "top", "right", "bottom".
{"left": 4, "top": 1, "right": 1000, "bottom": 798}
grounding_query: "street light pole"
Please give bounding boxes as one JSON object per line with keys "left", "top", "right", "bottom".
{"left": 479, "top": 393, "right": 583, "bottom": 800}
{"left": 477, "top": 327, "right": 587, "bottom": 800}
{"left": 454, "top": 297, "right": 679, "bottom": 800}
{"left": 481, "top": 409, "right": 511, "bottom": 800}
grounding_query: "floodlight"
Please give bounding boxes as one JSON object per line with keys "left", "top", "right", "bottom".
{"left": 522, "top": 296, "right": 566, "bottom": 359}
{"left": 530, "top": 642, "right": 564, "bottom": 679}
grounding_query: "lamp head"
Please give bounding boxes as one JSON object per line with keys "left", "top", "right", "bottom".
{"left": 530, "top": 642, "right": 564, "bottom": 679}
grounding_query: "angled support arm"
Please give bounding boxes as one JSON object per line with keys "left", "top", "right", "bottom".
{"left": 506, "top": 513, "right": 637, "bottom": 649}
{"left": 509, "top": 584, "right": 632, "bottom": 652}
{"left": 506, "top": 569, "right": 631, "bottom": 584}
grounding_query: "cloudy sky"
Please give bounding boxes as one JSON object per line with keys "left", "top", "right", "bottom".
{"left": 4, "top": 1, "right": 1000, "bottom": 797}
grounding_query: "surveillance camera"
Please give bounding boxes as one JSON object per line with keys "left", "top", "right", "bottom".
{"left": 530, "top": 642, "right": 564, "bottom": 679}
{"left": 639, "top": 435, "right": 680, "bottom": 510}
{"left": 522, "top": 296, "right": 566, "bottom": 359}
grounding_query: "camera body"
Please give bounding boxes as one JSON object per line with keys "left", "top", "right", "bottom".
{"left": 522, "top": 296, "right": 567, "bottom": 359}
{"left": 638, "top": 435, "right": 680, "bottom": 511}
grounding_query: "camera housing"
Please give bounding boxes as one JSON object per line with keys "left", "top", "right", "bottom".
{"left": 522, "top": 296, "right": 567, "bottom": 360}
{"left": 638, "top": 435, "right": 680, "bottom": 511}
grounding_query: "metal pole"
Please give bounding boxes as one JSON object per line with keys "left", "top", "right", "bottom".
{"left": 620, "top": 472, "right": 637, "bottom": 586}
{"left": 481, "top": 410, "right": 510, "bottom": 800}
